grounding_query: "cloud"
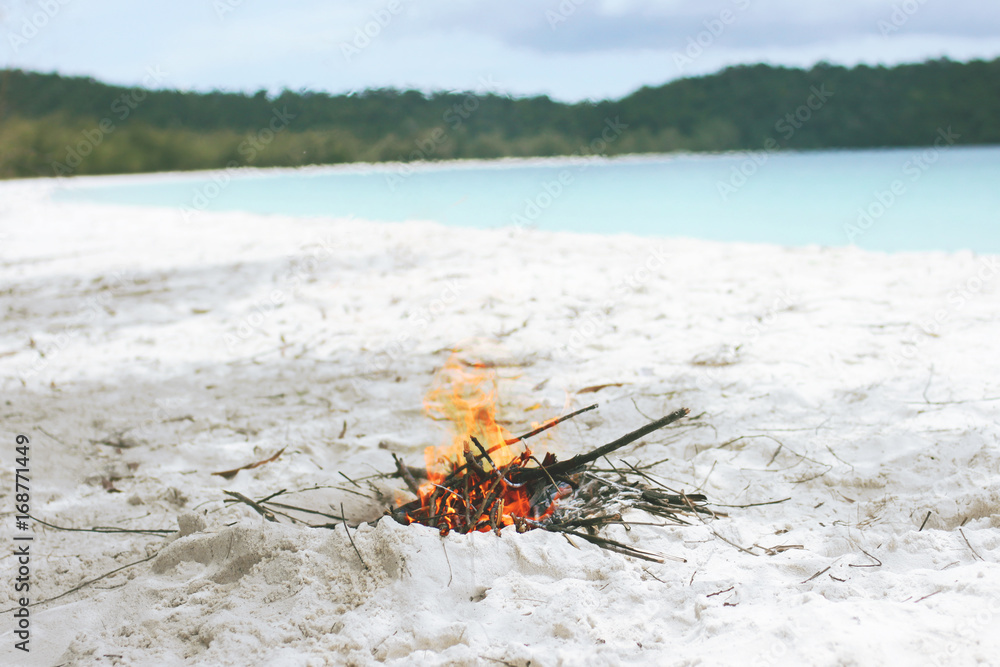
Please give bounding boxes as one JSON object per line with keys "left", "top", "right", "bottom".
{"left": 2, "top": 0, "right": 998, "bottom": 102}
{"left": 371, "top": 0, "right": 1000, "bottom": 54}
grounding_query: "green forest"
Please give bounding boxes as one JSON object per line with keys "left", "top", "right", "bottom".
{"left": 1, "top": 57, "right": 998, "bottom": 179}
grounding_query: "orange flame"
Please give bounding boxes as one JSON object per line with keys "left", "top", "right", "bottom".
{"left": 422, "top": 356, "right": 517, "bottom": 474}
{"left": 408, "top": 355, "right": 564, "bottom": 533}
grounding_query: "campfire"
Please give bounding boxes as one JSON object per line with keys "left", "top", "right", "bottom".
{"left": 388, "top": 357, "right": 714, "bottom": 562}
{"left": 218, "top": 356, "right": 717, "bottom": 563}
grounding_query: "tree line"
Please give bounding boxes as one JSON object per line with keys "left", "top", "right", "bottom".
{"left": 1, "top": 57, "right": 997, "bottom": 179}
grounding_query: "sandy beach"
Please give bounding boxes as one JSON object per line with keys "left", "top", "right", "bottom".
{"left": 1, "top": 174, "right": 998, "bottom": 666}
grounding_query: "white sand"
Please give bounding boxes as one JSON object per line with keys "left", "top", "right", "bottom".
{"left": 1, "top": 174, "right": 998, "bottom": 666}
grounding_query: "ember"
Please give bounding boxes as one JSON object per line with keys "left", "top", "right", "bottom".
{"left": 389, "top": 358, "right": 714, "bottom": 562}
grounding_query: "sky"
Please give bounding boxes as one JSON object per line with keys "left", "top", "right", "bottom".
{"left": 2, "top": 0, "right": 999, "bottom": 101}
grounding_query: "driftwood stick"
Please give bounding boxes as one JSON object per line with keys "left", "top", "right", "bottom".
{"left": 468, "top": 438, "right": 492, "bottom": 473}
{"left": 503, "top": 403, "right": 599, "bottom": 445}
{"left": 528, "top": 455, "right": 560, "bottom": 490}
{"left": 514, "top": 408, "right": 689, "bottom": 481}
{"left": 427, "top": 485, "right": 443, "bottom": 528}
{"left": 224, "top": 490, "right": 278, "bottom": 522}
{"left": 258, "top": 488, "right": 289, "bottom": 503}
{"left": 542, "top": 524, "right": 670, "bottom": 563}
{"left": 464, "top": 438, "right": 492, "bottom": 480}
{"left": 441, "top": 404, "right": 607, "bottom": 482}
{"left": 436, "top": 405, "right": 599, "bottom": 484}
{"left": 391, "top": 497, "right": 422, "bottom": 517}
{"left": 341, "top": 503, "right": 369, "bottom": 570}
{"left": 28, "top": 515, "right": 174, "bottom": 536}
{"left": 264, "top": 502, "right": 345, "bottom": 522}
{"left": 1, "top": 550, "right": 160, "bottom": 611}
{"left": 490, "top": 497, "right": 504, "bottom": 535}
{"left": 393, "top": 454, "right": 421, "bottom": 496}
{"left": 464, "top": 474, "right": 473, "bottom": 529}
{"left": 470, "top": 464, "right": 512, "bottom": 529}
{"left": 445, "top": 403, "right": 598, "bottom": 484}
{"left": 338, "top": 471, "right": 362, "bottom": 488}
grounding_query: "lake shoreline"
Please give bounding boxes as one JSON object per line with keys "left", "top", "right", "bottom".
{"left": 46, "top": 145, "right": 1000, "bottom": 254}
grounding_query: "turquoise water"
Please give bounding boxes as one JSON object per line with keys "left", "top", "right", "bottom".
{"left": 55, "top": 146, "right": 1000, "bottom": 253}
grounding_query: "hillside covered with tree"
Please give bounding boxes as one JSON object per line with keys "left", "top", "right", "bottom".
{"left": 1, "top": 57, "right": 997, "bottom": 179}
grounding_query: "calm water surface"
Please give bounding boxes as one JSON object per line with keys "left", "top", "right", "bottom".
{"left": 54, "top": 145, "right": 1000, "bottom": 253}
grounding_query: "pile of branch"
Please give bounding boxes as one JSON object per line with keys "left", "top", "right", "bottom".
{"left": 217, "top": 405, "right": 718, "bottom": 563}
{"left": 534, "top": 468, "right": 714, "bottom": 562}
{"left": 390, "top": 406, "right": 713, "bottom": 562}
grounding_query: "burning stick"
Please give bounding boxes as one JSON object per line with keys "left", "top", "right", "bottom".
{"left": 393, "top": 454, "right": 421, "bottom": 497}
{"left": 437, "top": 403, "right": 600, "bottom": 483}
{"left": 469, "top": 436, "right": 495, "bottom": 470}
{"left": 463, "top": 443, "right": 487, "bottom": 478}
{"left": 512, "top": 408, "right": 690, "bottom": 482}
{"left": 503, "top": 403, "right": 599, "bottom": 446}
